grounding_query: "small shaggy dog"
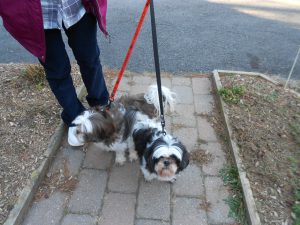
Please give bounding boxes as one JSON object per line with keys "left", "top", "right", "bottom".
{"left": 72, "top": 85, "right": 189, "bottom": 182}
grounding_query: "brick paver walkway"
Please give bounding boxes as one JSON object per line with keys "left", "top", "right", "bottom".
{"left": 22, "top": 73, "right": 235, "bottom": 225}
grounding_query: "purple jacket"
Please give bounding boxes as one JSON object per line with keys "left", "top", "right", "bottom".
{"left": 0, "top": 0, "right": 108, "bottom": 62}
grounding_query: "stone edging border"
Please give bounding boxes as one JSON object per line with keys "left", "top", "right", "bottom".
{"left": 212, "top": 69, "right": 300, "bottom": 224}
{"left": 212, "top": 70, "right": 262, "bottom": 225}
{"left": 4, "top": 85, "right": 86, "bottom": 225}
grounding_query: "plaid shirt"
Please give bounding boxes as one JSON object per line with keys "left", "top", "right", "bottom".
{"left": 41, "top": 0, "right": 86, "bottom": 29}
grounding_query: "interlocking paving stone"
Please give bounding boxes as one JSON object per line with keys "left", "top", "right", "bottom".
{"left": 130, "top": 85, "right": 151, "bottom": 96}
{"left": 200, "top": 142, "right": 224, "bottom": 157}
{"left": 167, "top": 116, "right": 173, "bottom": 131}
{"left": 172, "top": 77, "right": 191, "bottom": 86}
{"left": 197, "top": 117, "right": 218, "bottom": 142}
{"left": 132, "top": 75, "right": 155, "bottom": 85}
{"left": 172, "top": 197, "right": 208, "bottom": 225}
{"left": 174, "top": 104, "right": 195, "bottom": 117}
{"left": 112, "top": 76, "right": 132, "bottom": 92}
{"left": 137, "top": 180, "right": 170, "bottom": 220}
{"left": 50, "top": 147, "right": 84, "bottom": 177}
{"left": 173, "top": 164, "right": 204, "bottom": 197}
{"left": 108, "top": 161, "right": 140, "bottom": 193}
{"left": 98, "top": 193, "right": 136, "bottom": 225}
{"left": 173, "top": 114, "right": 197, "bottom": 128}
{"left": 22, "top": 192, "right": 67, "bottom": 225}
{"left": 83, "top": 144, "right": 113, "bottom": 170}
{"left": 23, "top": 74, "right": 238, "bottom": 225}
{"left": 163, "top": 115, "right": 172, "bottom": 133}
{"left": 194, "top": 94, "right": 214, "bottom": 115}
{"left": 114, "top": 90, "right": 129, "bottom": 99}
{"left": 131, "top": 75, "right": 172, "bottom": 88}
{"left": 161, "top": 77, "right": 172, "bottom": 88}
{"left": 61, "top": 214, "right": 97, "bottom": 225}
{"left": 192, "top": 78, "right": 212, "bottom": 95}
{"left": 200, "top": 142, "right": 226, "bottom": 176}
{"left": 205, "top": 176, "right": 235, "bottom": 224}
{"left": 135, "top": 219, "right": 170, "bottom": 225}
{"left": 173, "top": 104, "right": 196, "bottom": 127}
{"left": 203, "top": 154, "right": 226, "bottom": 176}
{"left": 68, "top": 169, "right": 107, "bottom": 215}
{"left": 172, "top": 86, "right": 194, "bottom": 104}
{"left": 172, "top": 127, "right": 198, "bottom": 152}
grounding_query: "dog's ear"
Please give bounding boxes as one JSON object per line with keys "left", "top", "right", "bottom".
{"left": 176, "top": 144, "right": 189, "bottom": 172}
{"left": 146, "top": 154, "right": 156, "bottom": 173}
{"left": 132, "top": 128, "right": 153, "bottom": 158}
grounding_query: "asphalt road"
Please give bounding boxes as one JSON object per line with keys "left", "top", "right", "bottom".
{"left": 1, "top": 0, "right": 300, "bottom": 79}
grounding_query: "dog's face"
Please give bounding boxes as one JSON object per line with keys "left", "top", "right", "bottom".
{"left": 146, "top": 138, "right": 190, "bottom": 180}
{"left": 154, "top": 155, "right": 179, "bottom": 178}
{"left": 73, "top": 106, "right": 123, "bottom": 145}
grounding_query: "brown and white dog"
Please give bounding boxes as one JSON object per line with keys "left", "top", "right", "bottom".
{"left": 72, "top": 85, "right": 189, "bottom": 182}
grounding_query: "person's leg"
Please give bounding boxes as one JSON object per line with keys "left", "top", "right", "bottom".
{"left": 39, "top": 29, "right": 85, "bottom": 126}
{"left": 64, "top": 13, "right": 109, "bottom": 107}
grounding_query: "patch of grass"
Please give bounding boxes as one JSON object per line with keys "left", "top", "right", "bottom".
{"left": 288, "top": 157, "right": 300, "bottom": 225}
{"left": 23, "top": 64, "right": 46, "bottom": 88}
{"left": 224, "top": 194, "right": 247, "bottom": 224}
{"left": 288, "top": 156, "right": 299, "bottom": 174}
{"left": 218, "top": 85, "right": 246, "bottom": 104}
{"left": 220, "top": 164, "right": 240, "bottom": 192}
{"left": 289, "top": 123, "right": 300, "bottom": 145}
{"left": 292, "top": 189, "right": 300, "bottom": 225}
{"left": 220, "top": 165, "right": 248, "bottom": 225}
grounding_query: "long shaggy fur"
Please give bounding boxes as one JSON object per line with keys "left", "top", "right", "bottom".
{"left": 72, "top": 85, "right": 189, "bottom": 181}
{"left": 144, "top": 85, "right": 177, "bottom": 115}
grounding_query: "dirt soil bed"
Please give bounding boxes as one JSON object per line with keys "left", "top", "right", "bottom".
{"left": 220, "top": 74, "right": 300, "bottom": 225}
{"left": 0, "top": 63, "right": 117, "bottom": 224}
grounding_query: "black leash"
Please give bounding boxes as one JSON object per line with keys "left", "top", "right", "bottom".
{"left": 149, "top": 0, "right": 166, "bottom": 135}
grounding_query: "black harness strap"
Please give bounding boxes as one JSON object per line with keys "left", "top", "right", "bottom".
{"left": 149, "top": 0, "right": 166, "bottom": 135}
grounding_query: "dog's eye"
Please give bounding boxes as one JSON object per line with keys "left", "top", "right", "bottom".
{"left": 170, "top": 154, "right": 179, "bottom": 160}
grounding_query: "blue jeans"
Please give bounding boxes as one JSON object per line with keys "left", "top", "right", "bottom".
{"left": 39, "top": 13, "right": 109, "bottom": 126}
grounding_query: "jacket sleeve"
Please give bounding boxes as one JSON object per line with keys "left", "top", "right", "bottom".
{"left": 0, "top": 2, "right": 2, "bottom": 17}
{"left": 81, "top": 0, "right": 95, "bottom": 15}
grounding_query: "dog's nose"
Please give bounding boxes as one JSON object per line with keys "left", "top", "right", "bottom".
{"left": 164, "top": 160, "right": 170, "bottom": 167}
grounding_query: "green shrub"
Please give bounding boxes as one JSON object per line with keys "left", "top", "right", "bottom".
{"left": 220, "top": 165, "right": 248, "bottom": 225}
{"left": 219, "top": 86, "right": 246, "bottom": 104}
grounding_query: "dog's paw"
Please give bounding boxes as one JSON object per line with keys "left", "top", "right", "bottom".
{"left": 115, "top": 160, "right": 125, "bottom": 166}
{"left": 115, "top": 153, "right": 126, "bottom": 166}
{"left": 129, "top": 150, "right": 138, "bottom": 162}
{"left": 143, "top": 174, "right": 155, "bottom": 182}
{"left": 169, "top": 177, "right": 177, "bottom": 183}
{"left": 143, "top": 177, "right": 152, "bottom": 182}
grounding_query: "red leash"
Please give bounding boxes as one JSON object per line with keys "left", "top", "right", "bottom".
{"left": 108, "top": 0, "right": 150, "bottom": 105}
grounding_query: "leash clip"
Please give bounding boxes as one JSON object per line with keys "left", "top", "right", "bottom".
{"left": 160, "top": 115, "right": 166, "bottom": 135}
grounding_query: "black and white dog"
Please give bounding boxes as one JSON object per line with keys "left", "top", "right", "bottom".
{"left": 72, "top": 85, "right": 189, "bottom": 182}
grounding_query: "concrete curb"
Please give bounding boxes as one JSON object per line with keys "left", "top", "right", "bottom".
{"left": 4, "top": 85, "right": 86, "bottom": 225}
{"left": 212, "top": 70, "right": 261, "bottom": 225}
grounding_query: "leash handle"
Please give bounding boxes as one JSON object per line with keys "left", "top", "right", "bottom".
{"left": 149, "top": 0, "right": 166, "bottom": 135}
{"left": 109, "top": 0, "right": 150, "bottom": 105}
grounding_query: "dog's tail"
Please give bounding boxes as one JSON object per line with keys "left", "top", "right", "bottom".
{"left": 144, "top": 85, "right": 176, "bottom": 115}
